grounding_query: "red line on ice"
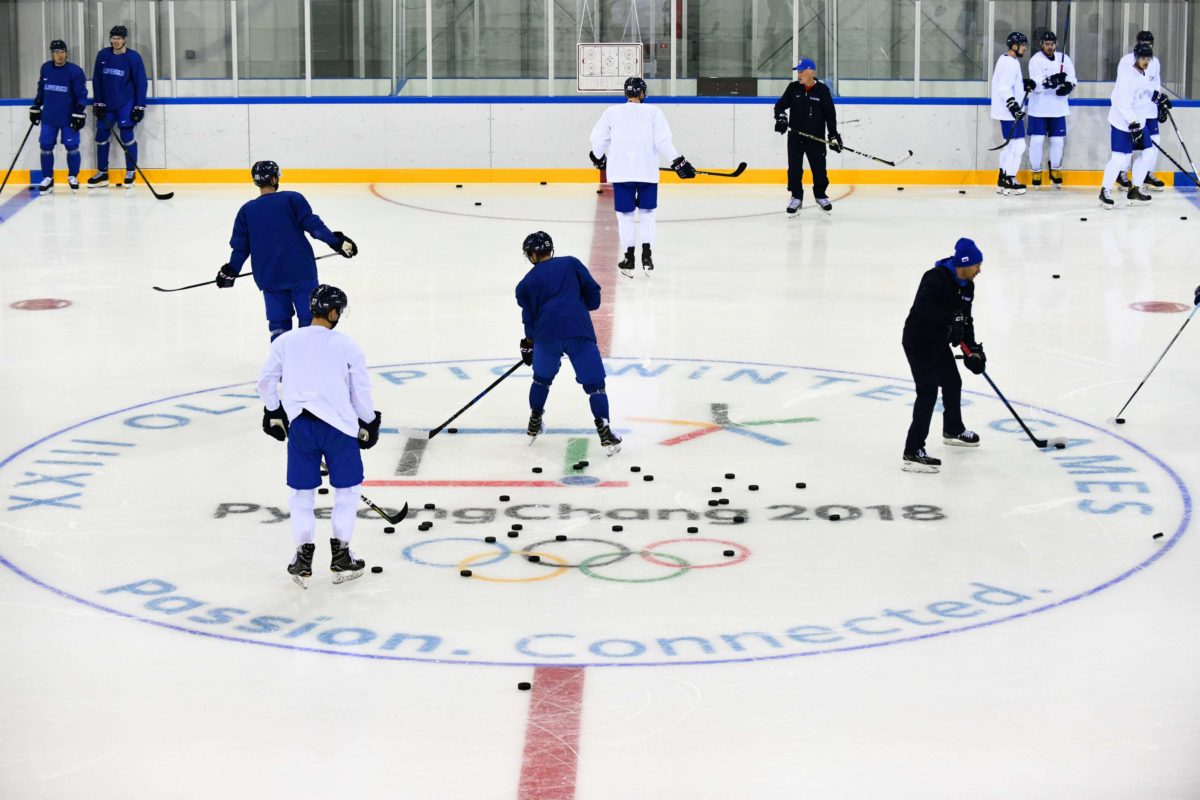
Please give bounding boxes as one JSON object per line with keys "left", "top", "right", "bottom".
{"left": 588, "top": 179, "right": 618, "bottom": 356}
{"left": 517, "top": 666, "right": 586, "bottom": 800}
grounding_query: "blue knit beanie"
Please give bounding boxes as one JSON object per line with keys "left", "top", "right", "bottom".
{"left": 953, "top": 237, "right": 983, "bottom": 267}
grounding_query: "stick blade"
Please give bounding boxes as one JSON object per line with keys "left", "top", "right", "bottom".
{"left": 730, "top": 161, "right": 748, "bottom": 177}
{"left": 385, "top": 502, "right": 409, "bottom": 525}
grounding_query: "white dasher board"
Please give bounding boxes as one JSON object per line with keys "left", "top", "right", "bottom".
{"left": 577, "top": 43, "right": 642, "bottom": 93}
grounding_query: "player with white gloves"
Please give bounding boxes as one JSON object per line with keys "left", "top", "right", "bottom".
{"left": 588, "top": 77, "right": 695, "bottom": 277}
{"left": 256, "top": 284, "right": 381, "bottom": 589}
{"left": 1116, "top": 31, "right": 1169, "bottom": 193}
{"left": 990, "top": 32, "right": 1035, "bottom": 196}
{"left": 1026, "top": 30, "right": 1076, "bottom": 188}
{"left": 1100, "top": 43, "right": 1156, "bottom": 209}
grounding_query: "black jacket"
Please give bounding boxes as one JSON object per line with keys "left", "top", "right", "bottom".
{"left": 774, "top": 80, "right": 838, "bottom": 138}
{"left": 902, "top": 264, "right": 977, "bottom": 352}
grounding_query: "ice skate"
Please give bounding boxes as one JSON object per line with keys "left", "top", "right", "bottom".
{"left": 1116, "top": 171, "right": 1132, "bottom": 189}
{"left": 1142, "top": 175, "right": 1165, "bottom": 192}
{"left": 816, "top": 197, "right": 832, "bottom": 213}
{"left": 68, "top": 176, "right": 79, "bottom": 192}
{"left": 1098, "top": 188, "right": 1115, "bottom": 210}
{"left": 36, "top": 177, "right": 54, "bottom": 194}
{"left": 1049, "top": 168, "right": 1064, "bottom": 187}
{"left": 1030, "top": 170, "right": 1042, "bottom": 188}
{"left": 1008, "top": 176, "right": 1027, "bottom": 195}
{"left": 287, "top": 542, "right": 315, "bottom": 589}
{"left": 943, "top": 429, "right": 981, "bottom": 447}
{"left": 995, "top": 170, "right": 1006, "bottom": 195}
{"left": 329, "top": 538, "right": 365, "bottom": 584}
{"left": 618, "top": 247, "right": 636, "bottom": 278}
{"left": 1127, "top": 186, "right": 1152, "bottom": 206}
{"left": 526, "top": 410, "right": 544, "bottom": 444}
{"left": 86, "top": 171, "right": 108, "bottom": 188}
{"left": 595, "top": 418, "right": 622, "bottom": 456}
{"left": 123, "top": 170, "right": 135, "bottom": 189}
{"left": 786, "top": 196, "right": 802, "bottom": 214}
{"left": 901, "top": 449, "right": 941, "bottom": 473}
{"left": 641, "top": 244, "right": 653, "bottom": 274}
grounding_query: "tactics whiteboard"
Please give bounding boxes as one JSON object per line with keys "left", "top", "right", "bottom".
{"left": 577, "top": 43, "right": 642, "bottom": 93}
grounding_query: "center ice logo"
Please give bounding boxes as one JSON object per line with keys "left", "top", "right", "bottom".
{"left": 0, "top": 357, "right": 1189, "bottom": 667}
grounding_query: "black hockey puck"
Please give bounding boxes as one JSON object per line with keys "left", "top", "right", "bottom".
{"left": 630, "top": 466, "right": 642, "bottom": 472}
{"left": 795, "top": 482, "right": 807, "bottom": 489}
{"left": 643, "top": 475, "right": 654, "bottom": 481}
{"left": 724, "top": 473, "right": 735, "bottom": 479}
{"left": 527, "top": 555, "right": 541, "bottom": 563}
{"left": 718, "top": 498, "right": 729, "bottom": 505}
{"left": 418, "top": 522, "right": 432, "bottom": 531}
{"left": 317, "top": 487, "right": 329, "bottom": 495}
{"left": 733, "top": 516, "right": 745, "bottom": 523}
{"left": 596, "top": 189, "right": 603, "bottom": 194}
{"left": 1115, "top": 418, "right": 1126, "bottom": 424}
{"left": 447, "top": 427, "right": 458, "bottom": 434}
{"left": 555, "top": 534, "right": 567, "bottom": 542}
{"left": 532, "top": 467, "right": 543, "bottom": 473}
{"left": 723, "top": 550, "right": 735, "bottom": 557}
{"left": 577, "top": 460, "right": 589, "bottom": 468}
{"left": 507, "top": 531, "right": 519, "bottom": 538}
{"left": 612, "top": 525, "right": 623, "bottom": 532}
{"left": 958, "top": 190, "right": 966, "bottom": 194}
{"left": 424, "top": 503, "right": 436, "bottom": 510}
{"left": 897, "top": 187, "right": 904, "bottom": 191}
{"left": 711, "top": 486, "right": 721, "bottom": 493}
{"left": 511, "top": 524, "right": 523, "bottom": 531}
{"left": 572, "top": 462, "right": 583, "bottom": 470}
{"left": 1181, "top": 216, "right": 1188, "bottom": 220}
{"left": 384, "top": 526, "right": 395, "bottom": 534}
{"left": 518, "top": 681, "right": 532, "bottom": 690}
{"left": 485, "top": 536, "right": 496, "bottom": 543}
{"left": 829, "top": 514, "right": 841, "bottom": 521}
{"left": 1080, "top": 217, "right": 1087, "bottom": 221}
{"left": 708, "top": 499, "right": 720, "bottom": 507}
{"left": 499, "top": 494, "right": 510, "bottom": 502}
{"left": 748, "top": 484, "right": 759, "bottom": 491}
{"left": 1054, "top": 443, "right": 1066, "bottom": 450}
{"left": 371, "top": 566, "right": 383, "bottom": 574}
{"left": 1153, "top": 532, "right": 1164, "bottom": 539}
{"left": 1052, "top": 274, "right": 1060, "bottom": 279}
{"left": 540, "top": 181, "right": 547, "bottom": 185}
{"left": 455, "top": 184, "right": 463, "bottom": 188}
{"left": 460, "top": 569, "right": 472, "bottom": 577}
{"left": 474, "top": 202, "right": 482, "bottom": 206}
{"left": 687, "top": 526, "right": 699, "bottom": 533}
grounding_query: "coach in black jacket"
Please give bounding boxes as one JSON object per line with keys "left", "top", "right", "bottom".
{"left": 774, "top": 58, "right": 842, "bottom": 214}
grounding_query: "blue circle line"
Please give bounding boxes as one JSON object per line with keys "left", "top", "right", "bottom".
{"left": 0, "top": 356, "right": 1190, "bottom": 668}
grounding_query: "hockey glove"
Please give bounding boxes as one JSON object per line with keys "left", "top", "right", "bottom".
{"left": 520, "top": 337, "right": 534, "bottom": 366}
{"left": 1055, "top": 81, "right": 1075, "bottom": 96}
{"left": 962, "top": 343, "right": 987, "bottom": 375}
{"left": 70, "top": 111, "right": 86, "bottom": 131}
{"left": 947, "top": 314, "right": 967, "bottom": 347}
{"left": 828, "top": 133, "right": 844, "bottom": 153}
{"left": 671, "top": 156, "right": 697, "bottom": 180}
{"left": 1194, "top": 284, "right": 1199, "bottom": 306}
{"left": 774, "top": 115, "right": 789, "bottom": 135}
{"left": 29, "top": 106, "right": 41, "bottom": 125}
{"left": 333, "top": 232, "right": 358, "bottom": 258}
{"left": 1041, "top": 75, "right": 1055, "bottom": 90}
{"left": 1153, "top": 91, "right": 1172, "bottom": 111}
{"left": 1129, "top": 122, "right": 1144, "bottom": 148}
{"left": 1049, "top": 72, "right": 1067, "bottom": 88}
{"left": 131, "top": 106, "right": 145, "bottom": 124}
{"left": 93, "top": 102, "right": 106, "bottom": 120}
{"left": 1005, "top": 98, "right": 1025, "bottom": 121}
{"left": 358, "top": 411, "right": 382, "bottom": 450}
{"left": 588, "top": 151, "right": 607, "bottom": 170}
{"left": 215, "top": 264, "right": 237, "bottom": 289}
{"left": 262, "top": 406, "right": 289, "bottom": 442}
{"left": 1023, "top": 78, "right": 1036, "bottom": 93}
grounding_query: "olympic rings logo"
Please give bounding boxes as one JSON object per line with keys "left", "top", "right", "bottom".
{"left": 401, "top": 536, "right": 752, "bottom": 583}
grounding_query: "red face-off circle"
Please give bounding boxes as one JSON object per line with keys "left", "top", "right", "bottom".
{"left": 10, "top": 299, "right": 72, "bottom": 310}
{"left": 1129, "top": 301, "right": 1189, "bottom": 313}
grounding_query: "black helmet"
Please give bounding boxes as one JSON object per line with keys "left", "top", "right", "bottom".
{"left": 1006, "top": 31, "right": 1028, "bottom": 49}
{"left": 310, "top": 284, "right": 348, "bottom": 320}
{"left": 1134, "top": 42, "right": 1153, "bottom": 59}
{"left": 624, "top": 76, "right": 647, "bottom": 98}
{"left": 522, "top": 231, "right": 554, "bottom": 260}
{"left": 1039, "top": 30, "right": 1057, "bottom": 44}
{"left": 109, "top": 25, "right": 128, "bottom": 38}
{"left": 49, "top": 39, "right": 68, "bottom": 52}
{"left": 251, "top": 160, "right": 281, "bottom": 187}
{"left": 1136, "top": 31, "right": 1154, "bottom": 45}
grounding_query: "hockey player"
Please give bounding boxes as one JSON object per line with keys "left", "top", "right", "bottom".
{"left": 29, "top": 40, "right": 87, "bottom": 193}
{"left": 1116, "top": 31, "right": 1168, "bottom": 193}
{"left": 1099, "top": 43, "right": 1155, "bottom": 210}
{"left": 216, "top": 161, "right": 358, "bottom": 340}
{"left": 588, "top": 77, "right": 695, "bottom": 277}
{"left": 88, "top": 25, "right": 147, "bottom": 189}
{"left": 774, "top": 57, "right": 842, "bottom": 213}
{"left": 516, "top": 231, "right": 621, "bottom": 456}
{"left": 991, "top": 32, "right": 1036, "bottom": 196}
{"left": 256, "top": 284, "right": 381, "bottom": 589}
{"left": 901, "top": 238, "right": 986, "bottom": 474}
{"left": 1026, "top": 31, "right": 1076, "bottom": 188}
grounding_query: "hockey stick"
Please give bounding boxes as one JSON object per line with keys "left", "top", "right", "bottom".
{"left": 1164, "top": 109, "right": 1199, "bottom": 185}
{"left": 1149, "top": 141, "right": 1200, "bottom": 188}
{"left": 659, "top": 162, "right": 747, "bottom": 178}
{"left": 960, "top": 343, "right": 1056, "bottom": 449}
{"left": 152, "top": 254, "right": 339, "bottom": 292}
{"left": 0, "top": 122, "right": 35, "bottom": 197}
{"left": 1111, "top": 304, "right": 1197, "bottom": 422}
{"left": 404, "top": 359, "right": 525, "bottom": 441}
{"left": 987, "top": 92, "right": 1030, "bottom": 151}
{"left": 105, "top": 122, "right": 174, "bottom": 200}
{"left": 789, "top": 128, "right": 912, "bottom": 166}
{"left": 361, "top": 495, "right": 409, "bottom": 525}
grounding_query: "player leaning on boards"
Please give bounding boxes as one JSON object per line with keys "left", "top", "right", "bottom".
{"left": 1116, "top": 31, "right": 1169, "bottom": 194}
{"left": 256, "top": 285, "right": 382, "bottom": 589}
{"left": 991, "top": 31, "right": 1035, "bottom": 196}
{"left": 1026, "top": 30, "right": 1076, "bottom": 189}
{"left": 901, "top": 239, "right": 986, "bottom": 474}
{"left": 774, "top": 57, "right": 842, "bottom": 214}
{"left": 29, "top": 39, "right": 87, "bottom": 193}
{"left": 588, "top": 77, "right": 696, "bottom": 277}
{"left": 88, "top": 25, "right": 147, "bottom": 189}
{"left": 216, "top": 161, "right": 358, "bottom": 340}
{"left": 1100, "top": 43, "right": 1156, "bottom": 210}
{"left": 516, "top": 231, "right": 621, "bottom": 456}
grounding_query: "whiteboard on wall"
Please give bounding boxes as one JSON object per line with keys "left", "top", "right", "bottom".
{"left": 577, "top": 43, "right": 642, "bottom": 93}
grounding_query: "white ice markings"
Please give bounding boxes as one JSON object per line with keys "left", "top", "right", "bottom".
{"left": 8, "top": 439, "right": 135, "bottom": 511}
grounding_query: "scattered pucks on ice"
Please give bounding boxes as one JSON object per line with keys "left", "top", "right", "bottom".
{"left": 829, "top": 514, "right": 842, "bottom": 521}
{"left": 507, "top": 531, "right": 519, "bottom": 538}
{"left": 418, "top": 522, "right": 432, "bottom": 531}
{"left": 643, "top": 475, "right": 654, "bottom": 481}
{"left": 317, "top": 487, "right": 329, "bottom": 495}
{"left": 718, "top": 498, "right": 729, "bottom": 505}
{"left": 455, "top": 184, "right": 463, "bottom": 188}
{"left": 485, "top": 536, "right": 496, "bottom": 543}
{"left": 897, "top": 187, "right": 904, "bottom": 191}
{"left": 384, "top": 526, "right": 395, "bottom": 534}
{"left": 733, "top": 516, "right": 746, "bottom": 523}
{"left": 527, "top": 555, "right": 541, "bottom": 563}
{"left": 424, "top": 503, "right": 436, "bottom": 510}
{"left": 1182, "top": 216, "right": 1189, "bottom": 220}
{"left": 687, "top": 526, "right": 699, "bottom": 533}
{"left": 540, "top": 181, "right": 547, "bottom": 185}
{"left": 596, "top": 189, "right": 603, "bottom": 194}
{"left": 1054, "top": 443, "right": 1067, "bottom": 449}
{"left": 371, "top": 566, "right": 383, "bottom": 574}
{"left": 795, "top": 482, "right": 807, "bottom": 489}
{"left": 1153, "top": 532, "right": 1164, "bottom": 540}
{"left": 723, "top": 550, "right": 735, "bottom": 557}
{"left": 708, "top": 500, "right": 720, "bottom": 507}
{"left": 517, "top": 682, "right": 532, "bottom": 691}
{"left": 447, "top": 427, "right": 458, "bottom": 434}
{"left": 724, "top": 472, "right": 735, "bottom": 479}
{"left": 499, "top": 494, "right": 510, "bottom": 502}
{"left": 958, "top": 190, "right": 966, "bottom": 194}
{"left": 711, "top": 486, "right": 722, "bottom": 493}
{"left": 532, "top": 467, "right": 543, "bottom": 473}
{"left": 460, "top": 569, "right": 472, "bottom": 577}
{"left": 1115, "top": 418, "right": 1126, "bottom": 424}
{"left": 555, "top": 534, "right": 567, "bottom": 542}
{"left": 748, "top": 484, "right": 759, "bottom": 491}
{"left": 577, "top": 460, "right": 589, "bottom": 468}
{"left": 474, "top": 202, "right": 482, "bottom": 206}
{"left": 1052, "top": 274, "right": 1060, "bottom": 279}
{"left": 630, "top": 466, "right": 642, "bottom": 472}
{"left": 511, "top": 524, "right": 523, "bottom": 531}
{"left": 612, "top": 525, "right": 623, "bottom": 532}
{"left": 1080, "top": 217, "right": 1087, "bottom": 221}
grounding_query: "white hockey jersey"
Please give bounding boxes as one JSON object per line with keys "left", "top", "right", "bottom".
{"left": 589, "top": 102, "right": 681, "bottom": 184}
{"left": 1027, "top": 51, "right": 1077, "bottom": 118}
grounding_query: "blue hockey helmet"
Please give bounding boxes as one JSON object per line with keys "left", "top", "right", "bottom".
{"left": 1134, "top": 42, "right": 1154, "bottom": 59}
{"left": 1006, "top": 31, "right": 1028, "bottom": 49}
{"left": 522, "top": 231, "right": 554, "bottom": 260}
{"left": 49, "top": 39, "right": 68, "bottom": 52}
{"left": 251, "top": 160, "right": 281, "bottom": 187}
{"left": 109, "top": 25, "right": 128, "bottom": 39}
{"left": 624, "top": 77, "right": 647, "bottom": 98}
{"left": 310, "top": 284, "right": 348, "bottom": 320}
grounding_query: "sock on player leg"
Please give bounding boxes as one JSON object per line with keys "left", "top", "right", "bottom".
{"left": 332, "top": 486, "right": 359, "bottom": 544}
{"left": 1048, "top": 136, "right": 1065, "bottom": 170}
{"left": 289, "top": 488, "right": 316, "bottom": 546}
{"left": 616, "top": 212, "right": 635, "bottom": 249}
{"left": 638, "top": 209, "right": 656, "bottom": 246}
{"left": 1101, "top": 152, "right": 1131, "bottom": 191}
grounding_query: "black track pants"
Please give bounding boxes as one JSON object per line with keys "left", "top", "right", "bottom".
{"left": 903, "top": 344, "right": 964, "bottom": 454}
{"left": 787, "top": 133, "right": 829, "bottom": 199}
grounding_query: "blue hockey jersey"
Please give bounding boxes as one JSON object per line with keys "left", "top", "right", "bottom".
{"left": 34, "top": 61, "right": 88, "bottom": 124}
{"left": 91, "top": 48, "right": 147, "bottom": 109}
{"left": 515, "top": 256, "right": 602, "bottom": 342}
{"left": 227, "top": 190, "right": 341, "bottom": 290}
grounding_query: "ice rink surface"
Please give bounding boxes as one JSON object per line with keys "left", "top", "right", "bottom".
{"left": 1, "top": 180, "right": 1198, "bottom": 799}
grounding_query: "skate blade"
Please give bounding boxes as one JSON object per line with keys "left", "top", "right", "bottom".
{"left": 605, "top": 443, "right": 621, "bottom": 456}
{"left": 619, "top": 268, "right": 635, "bottom": 279}
{"left": 332, "top": 569, "right": 364, "bottom": 585}
{"left": 901, "top": 461, "right": 940, "bottom": 474}
{"left": 942, "top": 438, "right": 980, "bottom": 448}
{"left": 291, "top": 574, "right": 310, "bottom": 589}
{"left": 527, "top": 435, "right": 539, "bottom": 446}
